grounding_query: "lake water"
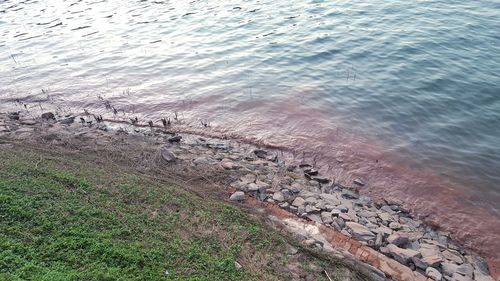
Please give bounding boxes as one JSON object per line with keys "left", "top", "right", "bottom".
{"left": 1, "top": 0, "right": 499, "bottom": 262}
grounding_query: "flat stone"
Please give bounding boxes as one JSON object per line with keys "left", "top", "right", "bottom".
{"left": 292, "top": 197, "right": 305, "bottom": 207}
{"left": 474, "top": 272, "right": 494, "bottom": 281}
{"left": 387, "top": 232, "right": 410, "bottom": 247}
{"left": 387, "top": 244, "right": 421, "bottom": 265}
{"left": 345, "top": 222, "right": 376, "bottom": 241}
{"left": 426, "top": 267, "right": 442, "bottom": 281}
{"left": 421, "top": 255, "right": 444, "bottom": 268}
{"left": 221, "top": 160, "right": 240, "bottom": 170}
{"left": 377, "top": 212, "right": 393, "bottom": 222}
{"left": 442, "top": 249, "right": 464, "bottom": 265}
{"left": 341, "top": 189, "right": 359, "bottom": 199}
{"left": 229, "top": 191, "right": 245, "bottom": 201}
{"left": 319, "top": 193, "right": 341, "bottom": 205}
{"left": 339, "top": 213, "right": 352, "bottom": 221}
{"left": 358, "top": 210, "right": 377, "bottom": 218}
{"left": 305, "top": 205, "right": 320, "bottom": 213}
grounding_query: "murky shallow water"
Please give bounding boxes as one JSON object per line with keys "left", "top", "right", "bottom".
{"left": 1, "top": 0, "right": 499, "bottom": 261}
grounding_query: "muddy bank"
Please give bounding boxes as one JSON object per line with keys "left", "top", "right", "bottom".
{"left": 0, "top": 111, "right": 498, "bottom": 281}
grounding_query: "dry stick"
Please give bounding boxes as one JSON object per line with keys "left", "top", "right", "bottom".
{"left": 324, "top": 270, "right": 333, "bottom": 281}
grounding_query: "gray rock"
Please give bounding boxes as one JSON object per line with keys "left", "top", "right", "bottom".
{"left": 41, "top": 112, "right": 55, "bottom": 120}
{"left": 168, "top": 135, "right": 182, "bottom": 143}
{"left": 377, "top": 211, "right": 393, "bottom": 222}
{"left": 341, "top": 189, "right": 359, "bottom": 199}
{"left": 442, "top": 262, "right": 460, "bottom": 277}
{"left": 426, "top": 267, "right": 443, "bottom": 281}
{"left": 374, "top": 233, "right": 383, "bottom": 248}
{"left": 389, "top": 222, "right": 402, "bottom": 230}
{"left": 193, "top": 157, "right": 209, "bottom": 164}
{"left": 345, "top": 222, "right": 376, "bottom": 241}
{"left": 474, "top": 272, "right": 494, "bottom": 281}
{"left": 456, "top": 264, "right": 474, "bottom": 278}
{"left": 273, "top": 191, "right": 285, "bottom": 202}
{"left": 305, "top": 205, "right": 320, "bottom": 213}
{"left": 292, "top": 197, "right": 305, "bottom": 207}
{"left": 307, "top": 213, "right": 322, "bottom": 223}
{"left": 335, "top": 217, "right": 345, "bottom": 229}
{"left": 375, "top": 226, "right": 393, "bottom": 238}
{"left": 353, "top": 178, "right": 365, "bottom": 186}
{"left": 387, "top": 244, "right": 421, "bottom": 265}
{"left": 235, "top": 261, "right": 243, "bottom": 270}
{"left": 421, "top": 255, "right": 444, "bottom": 268}
{"left": 321, "top": 212, "right": 334, "bottom": 224}
{"left": 160, "top": 147, "right": 177, "bottom": 163}
{"left": 230, "top": 191, "right": 245, "bottom": 201}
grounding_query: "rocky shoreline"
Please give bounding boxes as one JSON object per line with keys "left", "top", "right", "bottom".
{"left": 0, "top": 110, "right": 497, "bottom": 281}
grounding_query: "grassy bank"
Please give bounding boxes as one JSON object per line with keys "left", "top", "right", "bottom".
{"left": 0, "top": 146, "right": 368, "bottom": 281}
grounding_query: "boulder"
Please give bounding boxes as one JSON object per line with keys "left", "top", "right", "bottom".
{"left": 456, "top": 264, "right": 473, "bottom": 278}
{"left": 442, "top": 262, "right": 459, "bottom": 277}
{"left": 345, "top": 222, "right": 376, "bottom": 241}
{"left": 387, "top": 244, "right": 421, "bottom": 265}
{"left": 229, "top": 191, "right": 245, "bottom": 201}
{"left": 421, "top": 255, "right": 443, "bottom": 268}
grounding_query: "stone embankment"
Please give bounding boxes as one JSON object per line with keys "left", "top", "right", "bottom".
{"left": 0, "top": 111, "right": 497, "bottom": 281}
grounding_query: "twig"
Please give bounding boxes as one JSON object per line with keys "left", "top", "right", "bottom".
{"left": 324, "top": 270, "right": 333, "bottom": 281}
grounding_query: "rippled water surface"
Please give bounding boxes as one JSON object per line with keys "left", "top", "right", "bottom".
{"left": 1, "top": 0, "right": 500, "bottom": 262}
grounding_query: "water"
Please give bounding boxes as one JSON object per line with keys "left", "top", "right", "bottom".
{"left": 1, "top": 0, "right": 500, "bottom": 262}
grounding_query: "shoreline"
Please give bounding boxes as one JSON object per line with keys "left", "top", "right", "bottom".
{"left": 0, "top": 110, "right": 498, "bottom": 281}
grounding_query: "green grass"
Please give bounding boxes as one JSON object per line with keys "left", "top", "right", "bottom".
{"left": 0, "top": 148, "right": 368, "bottom": 281}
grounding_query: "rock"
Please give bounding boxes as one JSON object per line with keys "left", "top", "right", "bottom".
{"left": 421, "top": 255, "right": 444, "bottom": 268}
{"left": 374, "top": 233, "right": 383, "bottom": 248}
{"left": 305, "top": 205, "right": 320, "bottom": 213}
{"left": 168, "top": 135, "right": 182, "bottom": 143}
{"left": 193, "top": 157, "right": 209, "bottom": 164}
{"left": 303, "top": 168, "right": 319, "bottom": 176}
{"left": 240, "top": 174, "right": 256, "bottom": 184}
{"left": 386, "top": 232, "right": 410, "bottom": 247}
{"left": 292, "top": 197, "right": 305, "bottom": 207}
{"left": 221, "top": 160, "right": 240, "bottom": 170}
{"left": 375, "top": 226, "right": 393, "bottom": 238}
{"left": 41, "top": 112, "right": 55, "bottom": 120}
{"left": 467, "top": 255, "right": 490, "bottom": 276}
{"left": 160, "top": 147, "right": 177, "bottom": 163}
{"left": 474, "top": 272, "right": 494, "bottom": 281}
{"left": 229, "top": 191, "right": 245, "bottom": 201}
{"left": 273, "top": 192, "right": 285, "bottom": 202}
{"left": 450, "top": 273, "right": 473, "bottom": 281}
{"left": 8, "top": 112, "right": 20, "bottom": 120}
{"left": 247, "top": 183, "right": 259, "bottom": 192}
{"left": 377, "top": 212, "right": 393, "bottom": 222}
{"left": 286, "top": 165, "right": 296, "bottom": 172}
{"left": 321, "top": 212, "right": 334, "bottom": 224}
{"left": 442, "top": 262, "right": 459, "bottom": 277}
{"left": 358, "top": 210, "right": 377, "bottom": 218}
{"left": 60, "top": 117, "right": 75, "bottom": 124}
{"left": 311, "top": 177, "right": 330, "bottom": 184}
{"left": 443, "top": 249, "right": 464, "bottom": 264}
{"left": 353, "top": 178, "right": 365, "bottom": 186}
{"left": 234, "top": 261, "right": 243, "bottom": 270}
{"left": 387, "top": 244, "right": 421, "bottom": 265}
{"left": 253, "top": 149, "right": 267, "bottom": 158}
{"left": 420, "top": 243, "right": 442, "bottom": 258}
{"left": 389, "top": 222, "right": 402, "bottom": 230}
{"left": 426, "top": 267, "right": 442, "bottom": 281}
{"left": 345, "top": 222, "right": 376, "bottom": 241}
{"left": 307, "top": 213, "right": 322, "bottom": 223}
{"left": 456, "top": 264, "right": 473, "bottom": 278}
{"left": 339, "top": 213, "right": 352, "bottom": 221}
{"left": 20, "top": 119, "right": 37, "bottom": 125}
{"left": 319, "top": 193, "right": 341, "bottom": 205}
{"left": 341, "top": 189, "right": 359, "bottom": 199}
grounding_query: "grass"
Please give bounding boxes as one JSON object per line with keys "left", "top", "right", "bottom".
{"left": 0, "top": 147, "right": 369, "bottom": 281}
